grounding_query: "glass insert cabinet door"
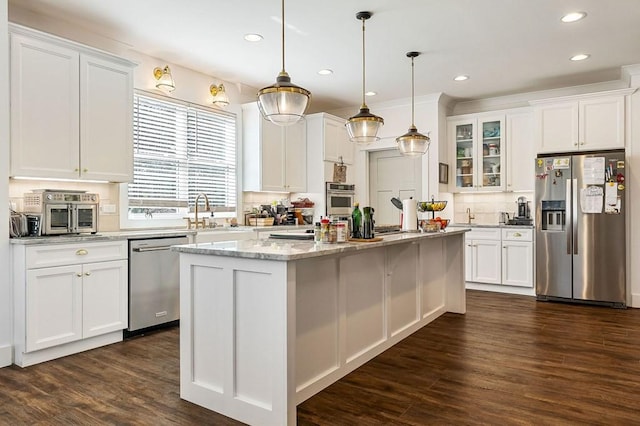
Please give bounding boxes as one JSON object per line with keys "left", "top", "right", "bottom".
{"left": 480, "top": 120, "right": 502, "bottom": 188}
{"left": 455, "top": 123, "right": 474, "bottom": 189}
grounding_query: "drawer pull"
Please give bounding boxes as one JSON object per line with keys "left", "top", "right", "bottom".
{"left": 76, "top": 249, "right": 88, "bottom": 256}
{"left": 513, "top": 232, "right": 521, "bottom": 237}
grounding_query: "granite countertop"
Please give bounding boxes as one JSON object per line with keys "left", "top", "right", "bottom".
{"left": 448, "top": 223, "right": 534, "bottom": 229}
{"left": 9, "top": 224, "right": 314, "bottom": 245}
{"left": 171, "top": 228, "right": 468, "bottom": 261}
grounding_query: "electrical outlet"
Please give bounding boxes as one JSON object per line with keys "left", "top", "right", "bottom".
{"left": 100, "top": 204, "right": 117, "bottom": 214}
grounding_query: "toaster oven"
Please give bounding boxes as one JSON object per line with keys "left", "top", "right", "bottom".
{"left": 23, "top": 190, "right": 99, "bottom": 235}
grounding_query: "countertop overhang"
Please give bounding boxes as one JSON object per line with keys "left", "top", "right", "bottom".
{"left": 172, "top": 229, "right": 468, "bottom": 261}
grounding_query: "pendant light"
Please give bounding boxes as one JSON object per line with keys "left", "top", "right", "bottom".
{"left": 397, "top": 51, "right": 430, "bottom": 156}
{"left": 346, "top": 11, "right": 384, "bottom": 144}
{"left": 257, "top": 0, "right": 311, "bottom": 126}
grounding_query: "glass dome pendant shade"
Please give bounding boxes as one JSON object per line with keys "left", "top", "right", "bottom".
{"left": 257, "top": 0, "right": 311, "bottom": 126}
{"left": 397, "top": 51, "right": 430, "bottom": 156}
{"left": 346, "top": 11, "right": 384, "bottom": 144}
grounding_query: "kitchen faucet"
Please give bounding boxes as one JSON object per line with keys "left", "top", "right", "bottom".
{"left": 194, "top": 193, "right": 210, "bottom": 229}
{"left": 466, "top": 207, "right": 475, "bottom": 224}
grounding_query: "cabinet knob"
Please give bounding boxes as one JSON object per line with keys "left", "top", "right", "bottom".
{"left": 574, "top": 142, "right": 579, "bottom": 146}
{"left": 74, "top": 168, "right": 79, "bottom": 172}
{"left": 83, "top": 168, "right": 88, "bottom": 173}
{"left": 76, "top": 273, "right": 82, "bottom": 277}
{"left": 85, "top": 271, "right": 91, "bottom": 276}
{"left": 76, "top": 249, "right": 88, "bottom": 256}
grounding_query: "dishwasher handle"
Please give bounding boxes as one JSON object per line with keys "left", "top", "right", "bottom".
{"left": 132, "top": 245, "right": 173, "bottom": 253}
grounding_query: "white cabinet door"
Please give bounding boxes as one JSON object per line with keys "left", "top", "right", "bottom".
{"left": 80, "top": 54, "right": 134, "bottom": 182}
{"left": 82, "top": 259, "right": 128, "bottom": 338}
{"left": 579, "top": 95, "right": 625, "bottom": 151}
{"left": 506, "top": 111, "right": 534, "bottom": 192}
{"left": 502, "top": 241, "right": 533, "bottom": 287}
{"left": 26, "top": 265, "right": 83, "bottom": 352}
{"left": 323, "top": 116, "right": 353, "bottom": 165}
{"left": 535, "top": 102, "right": 578, "bottom": 153}
{"left": 260, "top": 119, "right": 287, "bottom": 191}
{"left": 469, "top": 239, "right": 501, "bottom": 284}
{"left": 10, "top": 34, "right": 80, "bottom": 179}
{"left": 284, "top": 120, "right": 307, "bottom": 192}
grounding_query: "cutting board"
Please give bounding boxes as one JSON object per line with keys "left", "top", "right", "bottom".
{"left": 269, "top": 232, "right": 314, "bottom": 240}
{"left": 348, "top": 237, "right": 383, "bottom": 242}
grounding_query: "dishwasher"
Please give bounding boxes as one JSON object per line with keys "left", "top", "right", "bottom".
{"left": 126, "top": 235, "right": 189, "bottom": 337}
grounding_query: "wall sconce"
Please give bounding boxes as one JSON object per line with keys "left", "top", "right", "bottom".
{"left": 153, "top": 65, "right": 175, "bottom": 92}
{"left": 210, "top": 84, "right": 230, "bottom": 107}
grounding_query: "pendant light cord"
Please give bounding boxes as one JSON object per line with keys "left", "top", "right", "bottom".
{"left": 361, "top": 16, "right": 366, "bottom": 108}
{"left": 411, "top": 56, "right": 415, "bottom": 127}
{"left": 281, "top": 0, "right": 286, "bottom": 73}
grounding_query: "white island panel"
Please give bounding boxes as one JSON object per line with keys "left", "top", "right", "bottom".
{"left": 388, "top": 242, "right": 421, "bottom": 337}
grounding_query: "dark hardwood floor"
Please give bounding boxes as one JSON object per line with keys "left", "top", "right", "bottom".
{"left": 2, "top": 290, "right": 640, "bottom": 425}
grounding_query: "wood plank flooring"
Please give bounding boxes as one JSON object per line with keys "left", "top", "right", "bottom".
{"left": 2, "top": 290, "right": 640, "bottom": 425}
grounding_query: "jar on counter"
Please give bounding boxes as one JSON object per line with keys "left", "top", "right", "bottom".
{"left": 335, "top": 222, "right": 347, "bottom": 243}
{"left": 328, "top": 223, "right": 337, "bottom": 243}
{"left": 314, "top": 222, "right": 321, "bottom": 243}
{"left": 320, "top": 217, "right": 330, "bottom": 243}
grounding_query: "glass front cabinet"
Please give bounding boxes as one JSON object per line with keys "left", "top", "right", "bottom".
{"left": 448, "top": 115, "right": 506, "bottom": 192}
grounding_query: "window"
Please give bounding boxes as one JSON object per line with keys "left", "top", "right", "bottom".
{"left": 127, "top": 93, "right": 237, "bottom": 223}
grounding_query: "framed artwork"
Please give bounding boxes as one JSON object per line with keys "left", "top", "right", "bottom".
{"left": 439, "top": 163, "right": 449, "bottom": 184}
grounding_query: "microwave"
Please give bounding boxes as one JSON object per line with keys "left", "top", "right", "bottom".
{"left": 326, "top": 182, "right": 355, "bottom": 216}
{"left": 23, "top": 190, "right": 99, "bottom": 235}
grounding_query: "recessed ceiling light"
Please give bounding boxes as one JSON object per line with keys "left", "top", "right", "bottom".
{"left": 561, "top": 12, "right": 587, "bottom": 23}
{"left": 365, "top": 91, "right": 377, "bottom": 97}
{"left": 244, "top": 33, "right": 263, "bottom": 42}
{"left": 318, "top": 69, "right": 333, "bottom": 75}
{"left": 570, "top": 53, "right": 590, "bottom": 61}
{"left": 454, "top": 75, "right": 469, "bottom": 81}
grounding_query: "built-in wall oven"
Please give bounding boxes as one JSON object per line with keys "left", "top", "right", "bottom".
{"left": 326, "top": 182, "right": 355, "bottom": 216}
{"left": 23, "top": 190, "right": 99, "bottom": 235}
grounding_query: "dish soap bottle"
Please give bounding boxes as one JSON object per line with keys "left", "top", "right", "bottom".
{"left": 351, "top": 202, "right": 362, "bottom": 239}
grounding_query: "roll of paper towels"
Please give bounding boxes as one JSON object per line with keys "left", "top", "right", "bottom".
{"left": 402, "top": 199, "right": 417, "bottom": 231}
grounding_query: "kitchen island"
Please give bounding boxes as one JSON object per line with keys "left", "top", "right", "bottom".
{"left": 172, "top": 229, "right": 467, "bottom": 425}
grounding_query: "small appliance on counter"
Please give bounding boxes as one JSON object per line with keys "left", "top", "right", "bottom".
{"left": 23, "top": 189, "right": 99, "bottom": 235}
{"left": 508, "top": 196, "right": 532, "bottom": 226}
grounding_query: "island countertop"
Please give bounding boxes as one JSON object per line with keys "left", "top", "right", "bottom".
{"left": 171, "top": 228, "right": 468, "bottom": 261}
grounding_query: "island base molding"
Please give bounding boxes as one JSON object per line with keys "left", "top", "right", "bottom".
{"left": 179, "top": 233, "right": 466, "bottom": 425}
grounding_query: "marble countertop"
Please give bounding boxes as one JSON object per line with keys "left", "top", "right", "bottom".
{"left": 171, "top": 228, "right": 468, "bottom": 261}
{"left": 9, "top": 224, "right": 314, "bottom": 245}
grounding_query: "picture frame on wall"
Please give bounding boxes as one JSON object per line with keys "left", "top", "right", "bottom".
{"left": 439, "top": 163, "right": 449, "bottom": 184}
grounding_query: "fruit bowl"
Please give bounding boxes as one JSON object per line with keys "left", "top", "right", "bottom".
{"left": 418, "top": 200, "right": 447, "bottom": 212}
{"left": 430, "top": 218, "right": 450, "bottom": 230}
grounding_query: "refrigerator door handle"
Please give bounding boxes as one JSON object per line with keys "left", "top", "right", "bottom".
{"left": 572, "top": 178, "right": 578, "bottom": 255}
{"left": 566, "top": 178, "right": 572, "bottom": 255}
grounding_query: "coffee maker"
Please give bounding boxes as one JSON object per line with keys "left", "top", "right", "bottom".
{"left": 512, "top": 196, "right": 532, "bottom": 225}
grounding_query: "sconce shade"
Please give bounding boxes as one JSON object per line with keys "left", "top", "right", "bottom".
{"left": 153, "top": 66, "right": 175, "bottom": 92}
{"left": 210, "top": 84, "right": 230, "bottom": 107}
{"left": 257, "top": 0, "right": 311, "bottom": 126}
{"left": 397, "top": 126, "right": 430, "bottom": 156}
{"left": 346, "top": 11, "right": 383, "bottom": 144}
{"left": 396, "top": 51, "right": 430, "bottom": 156}
{"left": 346, "top": 106, "right": 384, "bottom": 144}
{"left": 257, "top": 71, "right": 311, "bottom": 126}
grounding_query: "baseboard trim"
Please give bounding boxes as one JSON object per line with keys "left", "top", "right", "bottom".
{"left": 630, "top": 292, "right": 640, "bottom": 308}
{"left": 0, "top": 344, "right": 13, "bottom": 367}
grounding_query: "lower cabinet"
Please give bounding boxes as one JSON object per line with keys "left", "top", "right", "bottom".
{"left": 13, "top": 240, "right": 128, "bottom": 366}
{"left": 461, "top": 227, "right": 534, "bottom": 291}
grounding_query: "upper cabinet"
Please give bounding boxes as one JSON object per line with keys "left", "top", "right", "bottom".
{"left": 242, "top": 102, "right": 307, "bottom": 192}
{"left": 505, "top": 110, "right": 534, "bottom": 192}
{"left": 9, "top": 25, "right": 135, "bottom": 182}
{"left": 532, "top": 90, "right": 634, "bottom": 154}
{"left": 306, "top": 113, "right": 353, "bottom": 165}
{"left": 449, "top": 115, "right": 505, "bottom": 192}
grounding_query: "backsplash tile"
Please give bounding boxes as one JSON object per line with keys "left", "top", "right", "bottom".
{"left": 453, "top": 192, "right": 534, "bottom": 225}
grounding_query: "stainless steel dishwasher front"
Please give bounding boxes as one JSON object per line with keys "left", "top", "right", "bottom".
{"left": 127, "top": 235, "right": 189, "bottom": 336}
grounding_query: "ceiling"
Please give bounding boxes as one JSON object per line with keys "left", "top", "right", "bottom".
{"left": 9, "top": 0, "right": 640, "bottom": 112}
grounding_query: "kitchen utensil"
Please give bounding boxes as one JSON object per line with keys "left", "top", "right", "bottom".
{"left": 390, "top": 197, "right": 403, "bottom": 210}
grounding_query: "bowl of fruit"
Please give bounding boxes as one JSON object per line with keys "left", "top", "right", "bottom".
{"left": 417, "top": 200, "right": 447, "bottom": 212}
{"left": 430, "top": 217, "right": 450, "bottom": 230}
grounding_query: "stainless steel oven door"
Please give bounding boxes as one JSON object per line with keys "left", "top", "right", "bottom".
{"left": 326, "top": 193, "right": 354, "bottom": 216}
{"left": 43, "top": 203, "right": 71, "bottom": 235}
{"left": 74, "top": 204, "right": 98, "bottom": 233}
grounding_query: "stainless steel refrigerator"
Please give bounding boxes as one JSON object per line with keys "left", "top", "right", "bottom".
{"left": 535, "top": 150, "right": 626, "bottom": 307}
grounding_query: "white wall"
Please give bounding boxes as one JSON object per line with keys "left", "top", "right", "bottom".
{"left": 1, "top": 0, "right": 11, "bottom": 367}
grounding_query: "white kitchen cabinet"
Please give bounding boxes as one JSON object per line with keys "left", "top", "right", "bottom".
{"left": 532, "top": 90, "right": 632, "bottom": 154}
{"left": 306, "top": 113, "right": 353, "bottom": 165}
{"left": 9, "top": 24, "right": 135, "bottom": 182}
{"left": 501, "top": 228, "right": 533, "bottom": 288}
{"left": 505, "top": 110, "right": 535, "bottom": 192}
{"left": 13, "top": 240, "right": 128, "bottom": 366}
{"left": 464, "top": 228, "right": 502, "bottom": 285}
{"left": 242, "top": 102, "right": 307, "bottom": 192}
{"left": 449, "top": 115, "right": 505, "bottom": 193}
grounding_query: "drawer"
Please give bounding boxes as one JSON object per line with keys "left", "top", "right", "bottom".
{"left": 26, "top": 240, "right": 128, "bottom": 269}
{"left": 501, "top": 228, "right": 533, "bottom": 242}
{"left": 465, "top": 227, "right": 501, "bottom": 241}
